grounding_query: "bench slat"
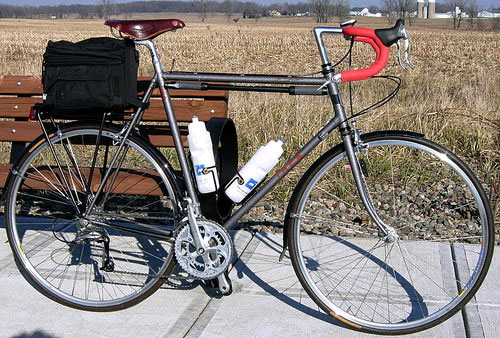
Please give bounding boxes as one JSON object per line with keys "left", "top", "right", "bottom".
{"left": 0, "top": 97, "right": 227, "bottom": 121}
{"left": 1, "top": 164, "right": 164, "bottom": 196}
{"left": 0, "top": 76, "right": 229, "bottom": 100}
{"left": 0, "top": 76, "right": 42, "bottom": 95}
{"left": 0, "top": 121, "right": 42, "bottom": 142}
{"left": 0, "top": 121, "right": 188, "bottom": 147}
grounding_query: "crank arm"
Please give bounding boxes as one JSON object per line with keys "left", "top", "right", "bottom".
{"left": 217, "top": 272, "right": 232, "bottom": 295}
{"left": 185, "top": 198, "right": 208, "bottom": 254}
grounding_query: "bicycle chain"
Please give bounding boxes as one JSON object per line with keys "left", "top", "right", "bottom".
{"left": 110, "top": 269, "right": 204, "bottom": 281}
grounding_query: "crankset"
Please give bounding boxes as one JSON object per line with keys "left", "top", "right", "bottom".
{"left": 174, "top": 219, "right": 234, "bottom": 285}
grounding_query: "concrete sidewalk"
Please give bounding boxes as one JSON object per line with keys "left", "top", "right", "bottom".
{"left": 0, "top": 227, "right": 498, "bottom": 338}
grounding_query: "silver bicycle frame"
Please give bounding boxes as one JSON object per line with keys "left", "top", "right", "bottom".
{"left": 87, "top": 26, "right": 391, "bottom": 237}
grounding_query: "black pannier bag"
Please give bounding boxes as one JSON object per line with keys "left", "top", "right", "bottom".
{"left": 42, "top": 37, "right": 141, "bottom": 112}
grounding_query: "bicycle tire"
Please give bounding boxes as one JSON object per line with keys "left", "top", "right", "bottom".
{"left": 5, "top": 122, "right": 181, "bottom": 311}
{"left": 286, "top": 131, "right": 494, "bottom": 334}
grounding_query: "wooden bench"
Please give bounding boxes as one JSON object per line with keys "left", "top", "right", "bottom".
{"left": 0, "top": 75, "right": 229, "bottom": 189}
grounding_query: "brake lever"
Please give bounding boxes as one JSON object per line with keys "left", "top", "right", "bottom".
{"left": 396, "top": 26, "right": 415, "bottom": 70}
{"left": 396, "top": 40, "right": 406, "bottom": 70}
{"left": 403, "top": 37, "right": 415, "bottom": 69}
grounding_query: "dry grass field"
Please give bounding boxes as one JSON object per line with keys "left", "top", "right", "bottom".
{"left": 0, "top": 15, "right": 498, "bottom": 216}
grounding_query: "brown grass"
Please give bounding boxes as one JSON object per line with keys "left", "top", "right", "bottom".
{"left": 0, "top": 15, "right": 498, "bottom": 212}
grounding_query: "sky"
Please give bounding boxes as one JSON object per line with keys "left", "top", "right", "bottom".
{"left": 1, "top": 0, "right": 498, "bottom": 10}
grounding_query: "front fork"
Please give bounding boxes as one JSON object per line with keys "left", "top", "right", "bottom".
{"left": 342, "top": 127, "right": 394, "bottom": 239}
{"left": 323, "top": 67, "right": 394, "bottom": 240}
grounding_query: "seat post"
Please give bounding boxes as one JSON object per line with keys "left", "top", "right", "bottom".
{"left": 135, "top": 39, "right": 201, "bottom": 211}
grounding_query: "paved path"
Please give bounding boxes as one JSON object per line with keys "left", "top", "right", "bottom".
{"left": 0, "top": 227, "right": 498, "bottom": 338}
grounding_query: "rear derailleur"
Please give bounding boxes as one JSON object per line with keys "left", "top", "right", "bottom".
{"left": 97, "top": 235, "right": 115, "bottom": 272}
{"left": 75, "top": 223, "right": 114, "bottom": 272}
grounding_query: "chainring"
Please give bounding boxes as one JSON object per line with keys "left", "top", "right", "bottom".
{"left": 174, "top": 219, "right": 233, "bottom": 280}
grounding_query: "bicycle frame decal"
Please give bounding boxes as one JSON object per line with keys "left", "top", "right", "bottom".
{"left": 275, "top": 153, "right": 304, "bottom": 179}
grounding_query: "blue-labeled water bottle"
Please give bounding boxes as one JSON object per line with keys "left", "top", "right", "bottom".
{"left": 187, "top": 116, "right": 219, "bottom": 193}
{"left": 225, "top": 139, "right": 284, "bottom": 203}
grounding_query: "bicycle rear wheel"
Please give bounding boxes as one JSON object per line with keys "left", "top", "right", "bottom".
{"left": 5, "top": 123, "right": 180, "bottom": 311}
{"left": 287, "top": 131, "right": 494, "bottom": 334}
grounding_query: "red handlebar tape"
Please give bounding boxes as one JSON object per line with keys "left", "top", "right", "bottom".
{"left": 340, "top": 27, "right": 390, "bottom": 82}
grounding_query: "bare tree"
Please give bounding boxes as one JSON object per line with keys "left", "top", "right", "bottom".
{"left": 242, "top": 2, "right": 260, "bottom": 20}
{"left": 196, "top": 0, "right": 208, "bottom": 22}
{"left": 224, "top": 0, "right": 234, "bottom": 21}
{"left": 78, "top": 7, "right": 91, "bottom": 18}
{"left": 311, "top": 0, "right": 332, "bottom": 23}
{"left": 332, "top": 0, "right": 350, "bottom": 20}
{"left": 383, "top": 0, "right": 415, "bottom": 24}
{"left": 382, "top": 0, "right": 397, "bottom": 23}
{"left": 447, "top": 0, "right": 467, "bottom": 29}
{"left": 466, "top": 0, "right": 479, "bottom": 28}
{"left": 494, "top": 17, "right": 500, "bottom": 31}
{"left": 97, "top": 0, "right": 113, "bottom": 20}
{"left": 397, "top": 0, "right": 416, "bottom": 24}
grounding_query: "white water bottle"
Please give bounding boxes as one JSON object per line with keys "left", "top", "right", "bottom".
{"left": 225, "top": 139, "right": 284, "bottom": 203}
{"left": 188, "top": 116, "right": 219, "bottom": 193}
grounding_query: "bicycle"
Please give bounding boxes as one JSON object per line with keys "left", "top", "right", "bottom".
{"left": 3, "top": 18, "right": 494, "bottom": 335}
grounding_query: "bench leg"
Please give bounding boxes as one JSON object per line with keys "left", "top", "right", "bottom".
{"left": 9, "top": 142, "right": 27, "bottom": 164}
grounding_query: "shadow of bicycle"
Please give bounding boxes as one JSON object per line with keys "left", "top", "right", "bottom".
{"left": 230, "top": 230, "right": 429, "bottom": 328}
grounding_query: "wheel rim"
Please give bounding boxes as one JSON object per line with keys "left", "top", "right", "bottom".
{"left": 292, "top": 137, "right": 492, "bottom": 331}
{"left": 7, "top": 127, "right": 178, "bottom": 309}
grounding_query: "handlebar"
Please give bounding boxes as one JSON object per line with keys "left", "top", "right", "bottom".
{"left": 314, "top": 19, "right": 413, "bottom": 83}
{"left": 340, "top": 26, "right": 390, "bottom": 82}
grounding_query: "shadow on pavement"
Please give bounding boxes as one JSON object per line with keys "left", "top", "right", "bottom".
{"left": 232, "top": 231, "right": 428, "bottom": 328}
{"left": 12, "top": 330, "right": 58, "bottom": 338}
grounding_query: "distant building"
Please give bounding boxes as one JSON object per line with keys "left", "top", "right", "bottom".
{"left": 434, "top": 12, "right": 454, "bottom": 18}
{"left": 418, "top": 1, "right": 474, "bottom": 19}
{"left": 269, "top": 10, "right": 281, "bottom": 17}
{"left": 295, "top": 11, "right": 310, "bottom": 17}
{"left": 478, "top": 10, "right": 500, "bottom": 18}
{"left": 434, "top": 7, "right": 468, "bottom": 18}
{"left": 417, "top": 0, "right": 436, "bottom": 19}
{"left": 349, "top": 7, "right": 382, "bottom": 17}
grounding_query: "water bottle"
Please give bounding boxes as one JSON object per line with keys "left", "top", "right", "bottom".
{"left": 225, "top": 139, "right": 284, "bottom": 203}
{"left": 188, "top": 116, "right": 219, "bottom": 193}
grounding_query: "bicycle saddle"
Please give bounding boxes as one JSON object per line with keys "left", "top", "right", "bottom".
{"left": 105, "top": 19, "right": 185, "bottom": 40}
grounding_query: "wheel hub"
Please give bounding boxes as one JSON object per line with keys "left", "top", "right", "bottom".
{"left": 383, "top": 226, "right": 399, "bottom": 243}
{"left": 75, "top": 213, "right": 105, "bottom": 242}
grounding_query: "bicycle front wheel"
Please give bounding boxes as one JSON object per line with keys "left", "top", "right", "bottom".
{"left": 5, "top": 123, "right": 180, "bottom": 311}
{"left": 287, "top": 131, "right": 494, "bottom": 334}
